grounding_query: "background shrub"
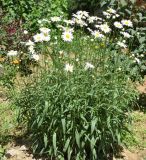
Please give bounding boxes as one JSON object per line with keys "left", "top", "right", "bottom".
{"left": 1, "top": 0, "right": 68, "bottom": 30}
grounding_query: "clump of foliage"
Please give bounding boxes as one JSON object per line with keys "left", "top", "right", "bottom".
{"left": 1, "top": 0, "right": 68, "bottom": 31}
{"left": 14, "top": 8, "right": 140, "bottom": 158}
{"left": 16, "top": 46, "right": 138, "bottom": 159}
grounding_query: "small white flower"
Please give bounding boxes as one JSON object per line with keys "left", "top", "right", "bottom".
{"left": 40, "top": 27, "right": 50, "bottom": 34}
{"left": 62, "top": 31, "right": 73, "bottom": 42}
{"left": 118, "top": 67, "right": 122, "bottom": 71}
{"left": 51, "top": 16, "right": 61, "bottom": 22}
{"left": 42, "top": 19, "right": 50, "bottom": 23}
{"left": 38, "top": 20, "right": 42, "bottom": 24}
{"left": 122, "top": 40, "right": 126, "bottom": 43}
{"left": 73, "top": 18, "right": 87, "bottom": 27}
{"left": 28, "top": 46, "right": 35, "bottom": 54}
{"left": 117, "top": 41, "right": 127, "bottom": 48}
{"left": 112, "top": 16, "right": 116, "bottom": 19}
{"left": 88, "top": 16, "right": 98, "bottom": 23}
{"left": 75, "top": 11, "right": 89, "bottom": 19}
{"left": 7, "top": 50, "right": 18, "bottom": 56}
{"left": 141, "top": 54, "right": 144, "bottom": 57}
{"left": 135, "top": 57, "right": 140, "bottom": 64}
{"left": 95, "top": 25, "right": 100, "bottom": 28}
{"left": 107, "top": 8, "right": 116, "bottom": 14}
{"left": 100, "top": 24, "right": 111, "bottom": 33}
{"left": 64, "top": 63, "right": 73, "bottom": 72}
{"left": 103, "top": 11, "right": 111, "bottom": 17}
{"left": 115, "top": 14, "right": 120, "bottom": 17}
{"left": 92, "top": 30, "right": 104, "bottom": 39}
{"left": 24, "top": 30, "right": 28, "bottom": 34}
{"left": 42, "top": 33, "right": 50, "bottom": 42}
{"left": 33, "top": 33, "right": 43, "bottom": 42}
{"left": 25, "top": 40, "right": 34, "bottom": 46}
{"left": 85, "top": 62, "right": 95, "bottom": 70}
{"left": 114, "top": 22, "right": 123, "bottom": 29}
{"left": 121, "top": 20, "right": 133, "bottom": 27}
{"left": 63, "top": 27, "right": 74, "bottom": 33}
{"left": 76, "top": 58, "right": 79, "bottom": 62}
{"left": 31, "top": 54, "right": 39, "bottom": 61}
{"left": 63, "top": 19, "right": 75, "bottom": 25}
{"left": 120, "top": 32, "right": 131, "bottom": 38}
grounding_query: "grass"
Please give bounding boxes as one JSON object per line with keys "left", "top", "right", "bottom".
{"left": 124, "top": 110, "right": 146, "bottom": 150}
{"left": 0, "top": 100, "right": 18, "bottom": 145}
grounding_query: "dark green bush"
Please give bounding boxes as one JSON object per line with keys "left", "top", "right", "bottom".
{"left": 1, "top": 0, "right": 68, "bottom": 30}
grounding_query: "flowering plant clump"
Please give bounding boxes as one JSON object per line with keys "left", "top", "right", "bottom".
{"left": 13, "top": 8, "right": 141, "bottom": 159}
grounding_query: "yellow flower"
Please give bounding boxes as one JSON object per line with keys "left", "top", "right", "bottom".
{"left": 12, "top": 59, "right": 20, "bottom": 64}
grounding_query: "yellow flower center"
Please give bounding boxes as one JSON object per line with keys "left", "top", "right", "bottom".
{"left": 66, "top": 34, "right": 70, "bottom": 39}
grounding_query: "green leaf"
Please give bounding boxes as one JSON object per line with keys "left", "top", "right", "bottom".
{"left": 67, "top": 146, "right": 72, "bottom": 160}
{"left": 63, "top": 138, "right": 71, "bottom": 152}
{"left": 139, "top": 37, "right": 145, "bottom": 43}
{"left": 53, "top": 132, "right": 57, "bottom": 156}
{"left": 91, "top": 118, "right": 97, "bottom": 134}
{"left": 61, "top": 118, "right": 66, "bottom": 134}
{"left": 44, "top": 133, "right": 48, "bottom": 148}
{"left": 75, "top": 129, "right": 80, "bottom": 148}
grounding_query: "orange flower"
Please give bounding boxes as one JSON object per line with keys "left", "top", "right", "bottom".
{"left": 12, "top": 59, "right": 20, "bottom": 64}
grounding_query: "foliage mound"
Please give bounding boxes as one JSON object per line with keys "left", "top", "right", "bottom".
{"left": 15, "top": 44, "right": 138, "bottom": 159}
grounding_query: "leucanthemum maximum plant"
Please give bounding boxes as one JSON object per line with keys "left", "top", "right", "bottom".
{"left": 14, "top": 8, "right": 140, "bottom": 160}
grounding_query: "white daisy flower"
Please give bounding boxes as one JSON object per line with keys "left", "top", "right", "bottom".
{"left": 31, "top": 54, "right": 39, "bottom": 61}
{"left": 100, "top": 24, "right": 111, "bottom": 33}
{"left": 114, "top": 22, "right": 123, "bottom": 29}
{"left": 107, "top": 8, "right": 116, "bottom": 14}
{"left": 62, "top": 31, "right": 73, "bottom": 42}
{"left": 25, "top": 40, "right": 34, "bottom": 46}
{"left": 121, "top": 20, "right": 133, "bottom": 27}
{"left": 103, "top": 11, "right": 111, "bottom": 17}
{"left": 73, "top": 18, "right": 87, "bottom": 27}
{"left": 88, "top": 16, "right": 98, "bottom": 23}
{"left": 76, "top": 11, "right": 89, "bottom": 18}
{"left": 92, "top": 30, "right": 104, "bottom": 39}
{"left": 63, "top": 19, "right": 75, "bottom": 25}
{"left": 120, "top": 32, "right": 131, "bottom": 38}
{"left": 72, "top": 14, "right": 82, "bottom": 20}
{"left": 42, "top": 33, "right": 50, "bottom": 42}
{"left": 62, "top": 27, "right": 74, "bottom": 33}
{"left": 7, "top": 50, "right": 18, "bottom": 56}
{"left": 117, "top": 41, "right": 127, "bottom": 48}
{"left": 33, "top": 33, "right": 44, "bottom": 42}
{"left": 51, "top": 16, "right": 61, "bottom": 22}
{"left": 85, "top": 62, "right": 95, "bottom": 70}
{"left": 40, "top": 27, "right": 50, "bottom": 34}
{"left": 64, "top": 63, "right": 73, "bottom": 72}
